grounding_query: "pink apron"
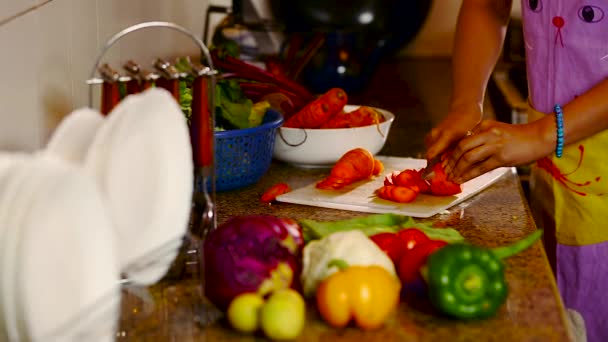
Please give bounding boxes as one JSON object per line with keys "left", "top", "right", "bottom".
{"left": 521, "top": 1, "right": 608, "bottom": 341}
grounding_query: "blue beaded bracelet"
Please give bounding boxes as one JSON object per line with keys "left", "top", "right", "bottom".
{"left": 554, "top": 104, "right": 564, "bottom": 158}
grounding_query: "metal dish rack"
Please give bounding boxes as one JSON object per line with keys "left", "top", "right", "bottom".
{"left": 84, "top": 21, "right": 224, "bottom": 339}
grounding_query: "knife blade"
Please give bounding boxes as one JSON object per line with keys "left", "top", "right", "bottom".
{"left": 421, "top": 155, "right": 442, "bottom": 180}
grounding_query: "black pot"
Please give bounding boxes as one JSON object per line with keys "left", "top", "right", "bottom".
{"left": 270, "top": 0, "right": 432, "bottom": 92}
{"left": 271, "top": 0, "right": 431, "bottom": 54}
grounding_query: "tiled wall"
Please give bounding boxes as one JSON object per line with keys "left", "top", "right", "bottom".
{"left": 0, "top": 0, "right": 209, "bottom": 151}
{"left": 0, "top": 0, "right": 522, "bottom": 152}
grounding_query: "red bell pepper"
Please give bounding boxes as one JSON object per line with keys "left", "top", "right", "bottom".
{"left": 370, "top": 228, "right": 431, "bottom": 265}
{"left": 369, "top": 233, "right": 404, "bottom": 264}
{"left": 396, "top": 228, "right": 430, "bottom": 251}
{"left": 398, "top": 239, "right": 448, "bottom": 285}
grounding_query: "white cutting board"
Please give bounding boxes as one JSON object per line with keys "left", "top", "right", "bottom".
{"left": 276, "top": 156, "right": 513, "bottom": 218}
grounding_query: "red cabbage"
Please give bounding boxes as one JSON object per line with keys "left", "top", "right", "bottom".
{"left": 203, "top": 215, "right": 304, "bottom": 310}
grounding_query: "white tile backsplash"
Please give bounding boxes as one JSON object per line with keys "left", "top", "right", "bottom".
{"left": 35, "top": 0, "right": 73, "bottom": 142}
{"left": 0, "top": 0, "right": 38, "bottom": 25}
{"left": 0, "top": 0, "right": 212, "bottom": 151}
{"left": 69, "top": 0, "right": 99, "bottom": 110}
{"left": 0, "top": 9, "right": 42, "bottom": 151}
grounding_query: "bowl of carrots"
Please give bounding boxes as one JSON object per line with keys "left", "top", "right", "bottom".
{"left": 273, "top": 98, "right": 395, "bottom": 168}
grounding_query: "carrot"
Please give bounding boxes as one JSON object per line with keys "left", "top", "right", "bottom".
{"left": 316, "top": 148, "right": 383, "bottom": 190}
{"left": 320, "top": 106, "right": 385, "bottom": 129}
{"left": 260, "top": 183, "right": 291, "bottom": 203}
{"left": 373, "top": 159, "right": 384, "bottom": 176}
{"left": 376, "top": 185, "right": 418, "bottom": 203}
{"left": 320, "top": 88, "right": 348, "bottom": 116}
{"left": 284, "top": 101, "right": 331, "bottom": 128}
{"left": 283, "top": 88, "right": 347, "bottom": 128}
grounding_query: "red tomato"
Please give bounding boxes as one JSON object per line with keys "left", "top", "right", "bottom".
{"left": 411, "top": 169, "right": 432, "bottom": 194}
{"left": 392, "top": 169, "right": 432, "bottom": 194}
{"left": 428, "top": 162, "right": 462, "bottom": 196}
{"left": 370, "top": 232, "right": 403, "bottom": 263}
{"left": 397, "top": 239, "right": 448, "bottom": 285}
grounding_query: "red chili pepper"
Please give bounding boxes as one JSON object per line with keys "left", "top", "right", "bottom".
{"left": 260, "top": 183, "right": 291, "bottom": 204}
{"left": 398, "top": 239, "right": 448, "bottom": 285}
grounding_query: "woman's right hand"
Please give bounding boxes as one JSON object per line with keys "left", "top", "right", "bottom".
{"left": 424, "top": 103, "right": 483, "bottom": 160}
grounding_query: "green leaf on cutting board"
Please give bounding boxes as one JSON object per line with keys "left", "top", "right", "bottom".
{"left": 299, "top": 213, "right": 465, "bottom": 244}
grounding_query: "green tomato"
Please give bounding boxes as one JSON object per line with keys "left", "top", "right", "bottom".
{"left": 260, "top": 289, "right": 306, "bottom": 340}
{"left": 227, "top": 292, "right": 265, "bottom": 333}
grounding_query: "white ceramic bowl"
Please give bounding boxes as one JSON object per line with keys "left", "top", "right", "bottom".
{"left": 272, "top": 105, "right": 395, "bottom": 168}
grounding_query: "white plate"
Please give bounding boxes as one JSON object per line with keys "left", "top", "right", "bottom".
{"left": 0, "top": 164, "right": 21, "bottom": 341}
{"left": 276, "top": 156, "right": 513, "bottom": 218}
{"left": 44, "top": 108, "right": 105, "bottom": 165}
{"left": 0, "top": 157, "right": 40, "bottom": 341}
{"left": 84, "top": 88, "right": 193, "bottom": 285}
{"left": 15, "top": 157, "right": 120, "bottom": 341}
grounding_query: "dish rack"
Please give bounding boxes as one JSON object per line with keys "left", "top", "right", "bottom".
{"left": 84, "top": 21, "right": 224, "bottom": 338}
{"left": 86, "top": 21, "right": 217, "bottom": 237}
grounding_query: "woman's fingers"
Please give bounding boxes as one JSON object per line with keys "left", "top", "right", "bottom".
{"left": 448, "top": 142, "right": 500, "bottom": 181}
{"left": 445, "top": 126, "right": 504, "bottom": 181}
{"left": 425, "top": 128, "right": 452, "bottom": 160}
{"left": 454, "top": 157, "right": 502, "bottom": 184}
{"left": 445, "top": 133, "right": 487, "bottom": 173}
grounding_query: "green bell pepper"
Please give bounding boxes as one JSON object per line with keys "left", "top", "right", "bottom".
{"left": 424, "top": 229, "right": 543, "bottom": 320}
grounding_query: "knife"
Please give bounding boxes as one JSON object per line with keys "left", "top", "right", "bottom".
{"left": 421, "top": 155, "right": 442, "bottom": 180}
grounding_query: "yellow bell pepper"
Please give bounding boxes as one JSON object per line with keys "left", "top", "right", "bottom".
{"left": 316, "top": 259, "right": 401, "bottom": 330}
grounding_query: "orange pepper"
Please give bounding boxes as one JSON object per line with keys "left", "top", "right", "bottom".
{"left": 315, "top": 259, "right": 401, "bottom": 330}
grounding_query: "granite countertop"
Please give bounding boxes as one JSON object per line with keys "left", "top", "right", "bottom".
{"left": 116, "top": 57, "right": 573, "bottom": 341}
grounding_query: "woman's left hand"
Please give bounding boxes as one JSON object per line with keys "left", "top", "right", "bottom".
{"left": 444, "top": 118, "right": 555, "bottom": 183}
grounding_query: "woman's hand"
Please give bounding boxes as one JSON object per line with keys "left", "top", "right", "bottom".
{"left": 444, "top": 118, "right": 555, "bottom": 184}
{"left": 425, "top": 103, "right": 483, "bottom": 160}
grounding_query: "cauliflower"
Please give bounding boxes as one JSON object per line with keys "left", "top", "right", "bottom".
{"left": 300, "top": 230, "right": 396, "bottom": 297}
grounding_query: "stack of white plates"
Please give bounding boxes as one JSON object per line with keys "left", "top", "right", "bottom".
{"left": 44, "top": 107, "right": 105, "bottom": 166}
{"left": 82, "top": 88, "right": 194, "bottom": 285}
{"left": 0, "top": 87, "right": 194, "bottom": 340}
{"left": 0, "top": 155, "right": 120, "bottom": 341}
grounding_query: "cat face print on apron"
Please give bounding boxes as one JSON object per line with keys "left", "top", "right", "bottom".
{"left": 521, "top": 0, "right": 608, "bottom": 246}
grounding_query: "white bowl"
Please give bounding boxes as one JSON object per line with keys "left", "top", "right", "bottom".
{"left": 272, "top": 105, "right": 395, "bottom": 168}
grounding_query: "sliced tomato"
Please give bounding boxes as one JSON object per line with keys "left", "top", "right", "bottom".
{"left": 376, "top": 185, "right": 418, "bottom": 203}
{"left": 370, "top": 232, "right": 403, "bottom": 264}
{"left": 394, "top": 170, "right": 420, "bottom": 192}
{"left": 383, "top": 171, "right": 400, "bottom": 186}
